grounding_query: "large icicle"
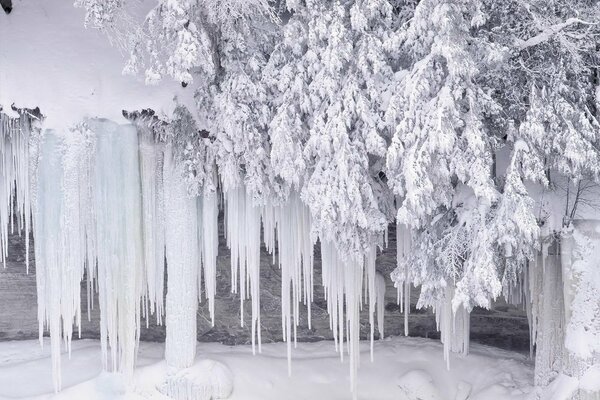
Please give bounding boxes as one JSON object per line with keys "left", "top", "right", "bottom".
{"left": 138, "top": 128, "right": 166, "bottom": 325}
{"left": 225, "top": 186, "right": 262, "bottom": 354}
{"left": 395, "top": 222, "right": 412, "bottom": 336}
{"left": 435, "top": 285, "right": 470, "bottom": 370}
{"left": 201, "top": 187, "right": 219, "bottom": 326}
{"left": 531, "top": 245, "right": 565, "bottom": 387}
{"left": 164, "top": 144, "right": 201, "bottom": 369}
{"left": 92, "top": 120, "right": 144, "bottom": 379}
{"left": 33, "top": 124, "right": 96, "bottom": 391}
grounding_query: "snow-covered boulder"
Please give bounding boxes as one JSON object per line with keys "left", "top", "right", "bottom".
{"left": 158, "top": 360, "right": 233, "bottom": 400}
{"left": 396, "top": 370, "right": 442, "bottom": 400}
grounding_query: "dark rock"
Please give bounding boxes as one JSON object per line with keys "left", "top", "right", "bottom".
{"left": 1, "top": 0, "right": 12, "bottom": 14}
{"left": 0, "top": 217, "right": 531, "bottom": 353}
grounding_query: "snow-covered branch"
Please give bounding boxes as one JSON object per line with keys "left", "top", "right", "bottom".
{"left": 515, "top": 18, "right": 597, "bottom": 50}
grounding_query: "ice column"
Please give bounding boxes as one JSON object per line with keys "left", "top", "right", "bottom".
{"left": 164, "top": 145, "right": 201, "bottom": 369}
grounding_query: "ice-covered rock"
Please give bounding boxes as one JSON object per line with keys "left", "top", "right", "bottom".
{"left": 158, "top": 360, "right": 233, "bottom": 400}
{"left": 455, "top": 380, "right": 472, "bottom": 400}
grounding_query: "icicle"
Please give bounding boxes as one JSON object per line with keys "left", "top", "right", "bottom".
{"left": 201, "top": 186, "right": 219, "bottom": 326}
{"left": 435, "top": 285, "right": 470, "bottom": 370}
{"left": 375, "top": 272, "right": 386, "bottom": 341}
{"left": 321, "top": 240, "right": 370, "bottom": 399}
{"left": 262, "top": 191, "right": 314, "bottom": 374}
{"left": 163, "top": 144, "right": 201, "bottom": 369}
{"left": 138, "top": 128, "right": 166, "bottom": 325}
{"left": 395, "top": 222, "right": 412, "bottom": 336}
{"left": 225, "top": 186, "right": 262, "bottom": 354}
{"left": 532, "top": 251, "right": 565, "bottom": 386}
{"left": 523, "top": 259, "right": 535, "bottom": 360}
{"left": 366, "top": 246, "right": 376, "bottom": 362}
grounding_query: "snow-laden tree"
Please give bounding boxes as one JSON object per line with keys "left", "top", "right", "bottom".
{"left": 264, "top": 0, "right": 399, "bottom": 257}
{"left": 198, "top": 13, "right": 283, "bottom": 202}
{"left": 385, "top": 0, "right": 505, "bottom": 309}
{"left": 74, "top": 0, "right": 123, "bottom": 29}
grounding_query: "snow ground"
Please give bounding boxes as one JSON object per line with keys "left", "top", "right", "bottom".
{"left": 0, "top": 336, "right": 534, "bottom": 400}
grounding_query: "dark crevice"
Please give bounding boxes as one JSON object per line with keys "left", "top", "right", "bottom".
{"left": 0, "top": 0, "right": 12, "bottom": 14}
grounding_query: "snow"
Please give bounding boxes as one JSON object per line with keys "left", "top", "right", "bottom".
{"left": 0, "top": 0, "right": 194, "bottom": 130}
{"left": 0, "top": 336, "right": 535, "bottom": 400}
{"left": 158, "top": 360, "right": 233, "bottom": 400}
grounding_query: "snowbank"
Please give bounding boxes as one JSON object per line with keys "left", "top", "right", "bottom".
{"left": 0, "top": 336, "right": 534, "bottom": 400}
{"left": 0, "top": 0, "right": 194, "bottom": 129}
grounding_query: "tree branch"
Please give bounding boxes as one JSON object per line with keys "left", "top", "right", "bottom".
{"left": 515, "top": 18, "right": 597, "bottom": 50}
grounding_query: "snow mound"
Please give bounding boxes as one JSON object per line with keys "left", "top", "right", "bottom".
{"left": 396, "top": 370, "right": 442, "bottom": 400}
{"left": 580, "top": 364, "right": 600, "bottom": 393}
{"left": 158, "top": 360, "right": 233, "bottom": 400}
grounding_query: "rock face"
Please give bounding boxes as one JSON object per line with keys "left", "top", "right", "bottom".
{"left": 0, "top": 217, "right": 530, "bottom": 352}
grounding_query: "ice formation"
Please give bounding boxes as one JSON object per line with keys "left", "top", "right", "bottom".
{"left": 435, "top": 286, "right": 470, "bottom": 369}
{"left": 2, "top": 111, "right": 598, "bottom": 399}
{"left": 224, "top": 186, "right": 262, "bottom": 354}
{"left": 164, "top": 144, "right": 201, "bottom": 369}
{"left": 320, "top": 240, "right": 375, "bottom": 398}
{"left": 0, "top": 113, "right": 34, "bottom": 272}
{"left": 34, "top": 129, "right": 87, "bottom": 391}
{"left": 395, "top": 222, "right": 412, "bottom": 337}
{"left": 201, "top": 188, "right": 219, "bottom": 326}
{"left": 261, "top": 191, "right": 314, "bottom": 373}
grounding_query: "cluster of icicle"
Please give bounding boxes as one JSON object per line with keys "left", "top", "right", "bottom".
{"left": 0, "top": 115, "right": 388, "bottom": 398}
{"left": 28, "top": 119, "right": 222, "bottom": 390}
{"left": 0, "top": 112, "right": 35, "bottom": 272}
{"left": 228, "top": 188, "right": 387, "bottom": 397}
{"left": 394, "top": 223, "right": 470, "bottom": 370}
